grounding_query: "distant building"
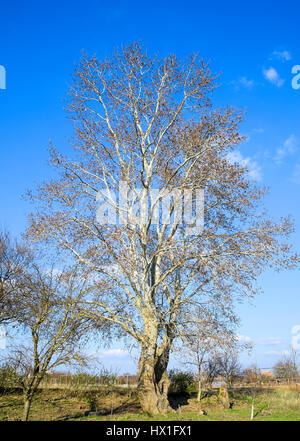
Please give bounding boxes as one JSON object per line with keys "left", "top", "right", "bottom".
{"left": 261, "top": 370, "right": 273, "bottom": 377}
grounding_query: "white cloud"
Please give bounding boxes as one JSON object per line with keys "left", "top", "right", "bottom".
{"left": 237, "top": 334, "right": 253, "bottom": 344}
{"left": 227, "top": 151, "right": 262, "bottom": 181}
{"left": 231, "top": 76, "right": 255, "bottom": 90}
{"left": 255, "top": 337, "right": 281, "bottom": 346}
{"left": 270, "top": 50, "right": 292, "bottom": 62}
{"left": 237, "top": 335, "right": 282, "bottom": 347}
{"left": 275, "top": 134, "right": 298, "bottom": 163}
{"left": 265, "top": 350, "right": 290, "bottom": 356}
{"left": 292, "top": 163, "right": 300, "bottom": 183}
{"left": 91, "top": 349, "right": 129, "bottom": 358}
{"left": 263, "top": 67, "right": 285, "bottom": 87}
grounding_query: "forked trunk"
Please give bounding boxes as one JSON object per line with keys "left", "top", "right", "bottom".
{"left": 137, "top": 342, "right": 171, "bottom": 415}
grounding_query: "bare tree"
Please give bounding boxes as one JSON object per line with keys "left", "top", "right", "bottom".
{"left": 243, "top": 364, "right": 260, "bottom": 384}
{"left": 2, "top": 263, "right": 90, "bottom": 421}
{"left": 0, "top": 230, "right": 31, "bottom": 324}
{"left": 289, "top": 345, "right": 298, "bottom": 375}
{"left": 273, "top": 347, "right": 299, "bottom": 383}
{"left": 214, "top": 349, "right": 243, "bottom": 389}
{"left": 26, "top": 42, "right": 299, "bottom": 414}
{"left": 176, "top": 307, "right": 236, "bottom": 401}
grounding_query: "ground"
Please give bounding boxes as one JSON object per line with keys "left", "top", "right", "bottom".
{"left": 0, "top": 385, "right": 300, "bottom": 421}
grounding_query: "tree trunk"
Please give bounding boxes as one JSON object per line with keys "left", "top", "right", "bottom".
{"left": 23, "top": 397, "right": 32, "bottom": 421}
{"left": 137, "top": 341, "right": 171, "bottom": 415}
{"left": 197, "top": 379, "right": 202, "bottom": 402}
{"left": 197, "top": 365, "right": 202, "bottom": 402}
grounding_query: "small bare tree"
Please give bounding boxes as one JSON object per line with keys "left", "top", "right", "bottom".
{"left": 214, "top": 349, "right": 243, "bottom": 389}
{"left": 243, "top": 364, "right": 260, "bottom": 385}
{"left": 176, "top": 307, "right": 236, "bottom": 401}
{"left": 26, "top": 42, "right": 299, "bottom": 414}
{"left": 0, "top": 231, "right": 31, "bottom": 324}
{"left": 205, "top": 357, "right": 219, "bottom": 389}
{"left": 3, "top": 263, "right": 90, "bottom": 421}
{"left": 273, "top": 347, "right": 299, "bottom": 383}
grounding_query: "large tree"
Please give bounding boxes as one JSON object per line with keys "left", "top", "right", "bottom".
{"left": 27, "top": 43, "right": 299, "bottom": 414}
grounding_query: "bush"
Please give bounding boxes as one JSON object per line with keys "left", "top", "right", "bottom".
{"left": 0, "top": 364, "right": 19, "bottom": 389}
{"left": 84, "top": 391, "right": 99, "bottom": 411}
{"left": 168, "top": 370, "right": 195, "bottom": 395}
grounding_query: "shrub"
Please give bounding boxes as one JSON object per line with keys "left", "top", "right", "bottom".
{"left": 168, "top": 370, "right": 195, "bottom": 395}
{"left": 0, "top": 364, "right": 19, "bottom": 389}
{"left": 84, "top": 391, "right": 99, "bottom": 411}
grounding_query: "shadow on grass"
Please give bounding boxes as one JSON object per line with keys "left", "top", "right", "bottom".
{"left": 59, "top": 398, "right": 142, "bottom": 421}
{"left": 230, "top": 386, "right": 275, "bottom": 399}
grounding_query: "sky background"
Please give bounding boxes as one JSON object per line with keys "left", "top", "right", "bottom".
{"left": 1, "top": 0, "right": 300, "bottom": 373}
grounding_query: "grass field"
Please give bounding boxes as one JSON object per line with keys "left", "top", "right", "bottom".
{"left": 1, "top": 385, "right": 300, "bottom": 421}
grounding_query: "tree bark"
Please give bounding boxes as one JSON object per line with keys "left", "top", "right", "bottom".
{"left": 197, "top": 379, "right": 202, "bottom": 402}
{"left": 23, "top": 396, "right": 32, "bottom": 421}
{"left": 137, "top": 340, "right": 171, "bottom": 415}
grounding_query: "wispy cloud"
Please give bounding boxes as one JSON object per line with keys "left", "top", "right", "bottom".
{"left": 237, "top": 335, "right": 282, "bottom": 346}
{"left": 91, "top": 349, "right": 129, "bottom": 358}
{"left": 275, "top": 134, "right": 298, "bottom": 164}
{"left": 227, "top": 151, "right": 262, "bottom": 181}
{"left": 255, "top": 337, "right": 281, "bottom": 346}
{"left": 292, "top": 163, "right": 300, "bottom": 184}
{"left": 265, "top": 350, "right": 289, "bottom": 356}
{"left": 237, "top": 334, "right": 253, "bottom": 344}
{"left": 230, "top": 76, "right": 255, "bottom": 90}
{"left": 252, "top": 128, "right": 264, "bottom": 134}
{"left": 269, "top": 50, "right": 292, "bottom": 62}
{"left": 263, "top": 67, "right": 285, "bottom": 87}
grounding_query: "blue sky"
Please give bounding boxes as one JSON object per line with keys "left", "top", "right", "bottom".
{"left": 1, "top": 0, "right": 300, "bottom": 372}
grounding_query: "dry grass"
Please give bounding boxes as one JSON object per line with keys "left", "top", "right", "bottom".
{"left": 1, "top": 385, "right": 300, "bottom": 421}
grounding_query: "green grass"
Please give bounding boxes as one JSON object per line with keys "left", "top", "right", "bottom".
{"left": 1, "top": 385, "right": 300, "bottom": 421}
